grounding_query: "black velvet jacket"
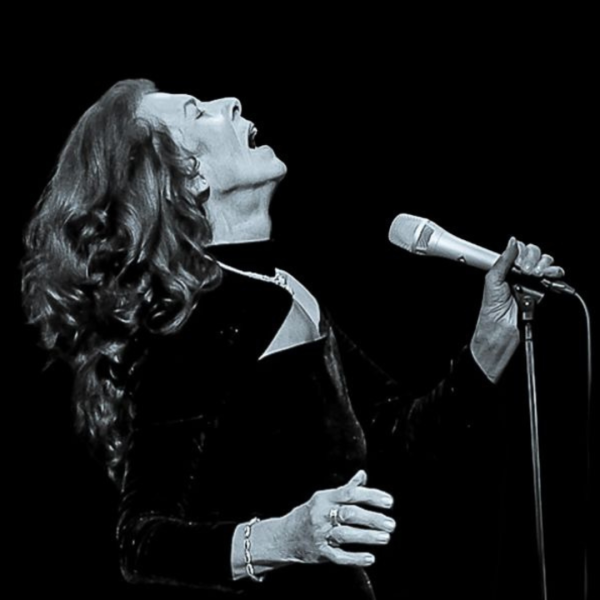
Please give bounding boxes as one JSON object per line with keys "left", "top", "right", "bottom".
{"left": 115, "top": 239, "right": 493, "bottom": 599}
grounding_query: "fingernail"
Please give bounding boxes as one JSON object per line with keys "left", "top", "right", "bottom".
{"left": 383, "top": 495, "right": 394, "bottom": 508}
{"left": 351, "top": 469, "right": 365, "bottom": 482}
{"left": 376, "top": 532, "right": 390, "bottom": 543}
{"left": 384, "top": 518, "right": 396, "bottom": 531}
{"left": 364, "top": 555, "right": 375, "bottom": 565}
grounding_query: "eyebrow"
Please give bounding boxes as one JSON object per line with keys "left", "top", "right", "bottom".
{"left": 182, "top": 98, "right": 198, "bottom": 118}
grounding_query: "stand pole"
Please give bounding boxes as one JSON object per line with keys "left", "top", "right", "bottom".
{"left": 513, "top": 284, "right": 548, "bottom": 600}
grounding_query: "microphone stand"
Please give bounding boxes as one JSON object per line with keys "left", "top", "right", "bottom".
{"left": 513, "top": 283, "right": 549, "bottom": 600}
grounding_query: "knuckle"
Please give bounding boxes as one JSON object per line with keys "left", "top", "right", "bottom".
{"left": 324, "top": 530, "right": 339, "bottom": 547}
{"left": 313, "top": 491, "right": 330, "bottom": 510}
{"left": 339, "top": 505, "right": 352, "bottom": 523}
{"left": 327, "top": 528, "right": 339, "bottom": 544}
{"left": 335, "top": 525, "right": 353, "bottom": 542}
{"left": 339, "top": 487, "right": 353, "bottom": 503}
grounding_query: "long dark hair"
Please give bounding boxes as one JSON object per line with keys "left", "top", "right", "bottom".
{"left": 21, "top": 78, "right": 222, "bottom": 486}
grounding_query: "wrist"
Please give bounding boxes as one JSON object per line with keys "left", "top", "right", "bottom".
{"left": 251, "top": 515, "right": 299, "bottom": 567}
{"left": 471, "top": 318, "right": 520, "bottom": 383}
{"left": 232, "top": 513, "right": 303, "bottom": 581}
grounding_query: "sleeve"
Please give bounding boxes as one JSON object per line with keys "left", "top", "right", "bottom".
{"left": 116, "top": 416, "right": 250, "bottom": 593}
{"left": 114, "top": 311, "right": 258, "bottom": 593}
{"left": 230, "top": 522, "right": 247, "bottom": 581}
{"left": 323, "top": 308, "right": 497, "bottom": 463}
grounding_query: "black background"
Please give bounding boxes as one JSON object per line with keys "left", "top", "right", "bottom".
{"left": 10, "top": 30, "right": 595, "bottom": 598}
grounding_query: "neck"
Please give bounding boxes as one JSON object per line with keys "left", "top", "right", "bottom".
{"left": 206, "top": 235, "right": 278, "bottom": 276}
{"left": 205, "top": 185, "right": 276, "bottom": 245}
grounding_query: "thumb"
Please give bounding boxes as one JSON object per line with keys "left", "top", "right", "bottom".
{"left": 347, "top": 469, "right": 368, "bottom": 487}
{"left": 489, "top": 236, "right": 518, "bottom": 283}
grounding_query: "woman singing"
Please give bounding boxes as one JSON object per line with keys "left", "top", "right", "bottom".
{"left": 20, "top": 78, "right": 563, "bottom": 598}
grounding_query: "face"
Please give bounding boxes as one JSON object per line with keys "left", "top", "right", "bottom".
{"left": 136, "top": 92, "right": 287, "bottom": 195}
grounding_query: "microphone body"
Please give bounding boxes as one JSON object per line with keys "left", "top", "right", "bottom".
{"left": 388, "top": 214, "right": 575, "bottom": 295}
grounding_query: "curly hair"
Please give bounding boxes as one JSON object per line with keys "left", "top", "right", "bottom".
{"left": 20, "top": 78, "right": 222, "bottom": 486}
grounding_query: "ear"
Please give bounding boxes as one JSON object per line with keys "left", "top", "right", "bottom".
{"left": 192, "top": 172, "right": 210, "bottom": 195}
{"left": 189, "top": 157, "right": 210, "bottom": 196}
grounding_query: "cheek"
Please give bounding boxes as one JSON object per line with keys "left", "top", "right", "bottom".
{"left": 201, "top": 158, "right": 244, "bottom": 191}
{"left": 205, "top": 126, "right": 243, "bottom": 154}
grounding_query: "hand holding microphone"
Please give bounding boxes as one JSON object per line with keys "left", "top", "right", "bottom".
{"left": 388, "top": 214, "right": 571, "bottom": 293}
{"left": 388, "top": 215, "right": 568, "bottom": 382}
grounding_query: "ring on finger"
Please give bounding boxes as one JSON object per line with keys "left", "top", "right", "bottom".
{"left": 329, "top": 507, "right": 342, "bottom": 527}
{"left": 325, "top": 528, "right": 341, "bottom": 547}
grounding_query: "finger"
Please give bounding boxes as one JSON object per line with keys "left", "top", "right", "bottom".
{"left": 532, "top": 254, "right": 554, "bottom": 276}
{"left": 541, "top": 265, "right": 565, "bottom": 279}
{"left": 321, "top": 545, "right": 375, "bottom": 568}
{"left": 520, "top": 244, "right": 542, "bottom": 274}
{"left": 514, "top": 240, "right": 527, "bottom": 270}
{"left": 328, "top": 525, "right": 391, "bottom": 547}
{"left": 345, "top": 469, "right": 368, "bottom": 487}
{"left": 330, "top": 485, "right": 394, "bottom": 509}
{"left": 338, "top": 504, "right": 397, "bottom": 533}
{"left": 488, "top": 237, "right": 519, "bottom": 283}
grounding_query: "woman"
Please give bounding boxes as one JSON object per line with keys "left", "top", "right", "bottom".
{"left": 20, "top": 79, "right": 562, "bottom": 598}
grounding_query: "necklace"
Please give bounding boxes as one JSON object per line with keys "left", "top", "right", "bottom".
{"left": 216, "top": 260, "right": 294, "bottom": 295}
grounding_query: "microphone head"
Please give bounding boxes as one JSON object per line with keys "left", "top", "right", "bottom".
{"left": 388, "top": 214, "right": 431, "bottom": 253}
{"left": 389, "top": 213, "right": 499, "bottom": 270}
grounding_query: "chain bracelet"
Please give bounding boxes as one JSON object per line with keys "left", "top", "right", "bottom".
{"left": 243, "top": 516, "right": 265, "bottom": 583}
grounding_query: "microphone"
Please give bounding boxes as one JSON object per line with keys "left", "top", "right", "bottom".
{"left": 388, "top": 213, "right": 575, "bottom": 295}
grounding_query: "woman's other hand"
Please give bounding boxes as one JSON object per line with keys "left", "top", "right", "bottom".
{"left": 277, "top": 469, "right": 396, "bottom": 568}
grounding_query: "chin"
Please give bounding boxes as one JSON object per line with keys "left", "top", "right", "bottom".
{"left": 273, "top": 156, "right": 288, "bottom": 178}
{"left": 248, "top": 153, "right": 287, "bottom": 186}
{"left": 260, "top": 161, "right": 287, "bottom": 185}
{"left": 276, "top": 160, "right": 288, "bottom": 179}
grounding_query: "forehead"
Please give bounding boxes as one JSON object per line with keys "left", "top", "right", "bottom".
{"left": 137, "top": 92, "right": 195, "bottom": 123}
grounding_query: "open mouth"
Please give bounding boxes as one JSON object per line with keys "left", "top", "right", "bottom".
{"left": 247, "top": 123, "right": 258, "bottom": 149}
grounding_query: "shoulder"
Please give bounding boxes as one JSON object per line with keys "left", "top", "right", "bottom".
{"left": 130, "top": 271, "right": 294, "bottom": 426}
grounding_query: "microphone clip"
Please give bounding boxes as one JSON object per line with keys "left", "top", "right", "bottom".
{"left": 511, "top": 283, "right": 546, "bottom": 322}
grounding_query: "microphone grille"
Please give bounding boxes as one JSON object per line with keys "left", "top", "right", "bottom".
{"left": 388, "top": 214, "right": 428, "bottom": 252}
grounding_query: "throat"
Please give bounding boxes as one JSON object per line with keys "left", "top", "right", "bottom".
{"left": 206, "top": 237, "right": 279, "bottom": 277}
{"left": 204, "top": 187, "right": 275, "bottom": 245}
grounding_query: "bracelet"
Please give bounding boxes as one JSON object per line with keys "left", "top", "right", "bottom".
{"left": 243, "top": 516, "right": 265, "bottom": 583}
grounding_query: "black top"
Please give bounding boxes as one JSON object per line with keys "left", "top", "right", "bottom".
{"left": 115, "top": 238, "right": 493, "bottom": 598}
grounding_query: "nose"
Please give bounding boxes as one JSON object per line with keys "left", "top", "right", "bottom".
{"left": 220, "top": 97, "right": 241, "bottom": 120}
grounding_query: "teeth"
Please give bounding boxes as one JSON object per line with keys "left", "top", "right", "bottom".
{"left": 248, "top": 125, "right": 258, "bottom": 148}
